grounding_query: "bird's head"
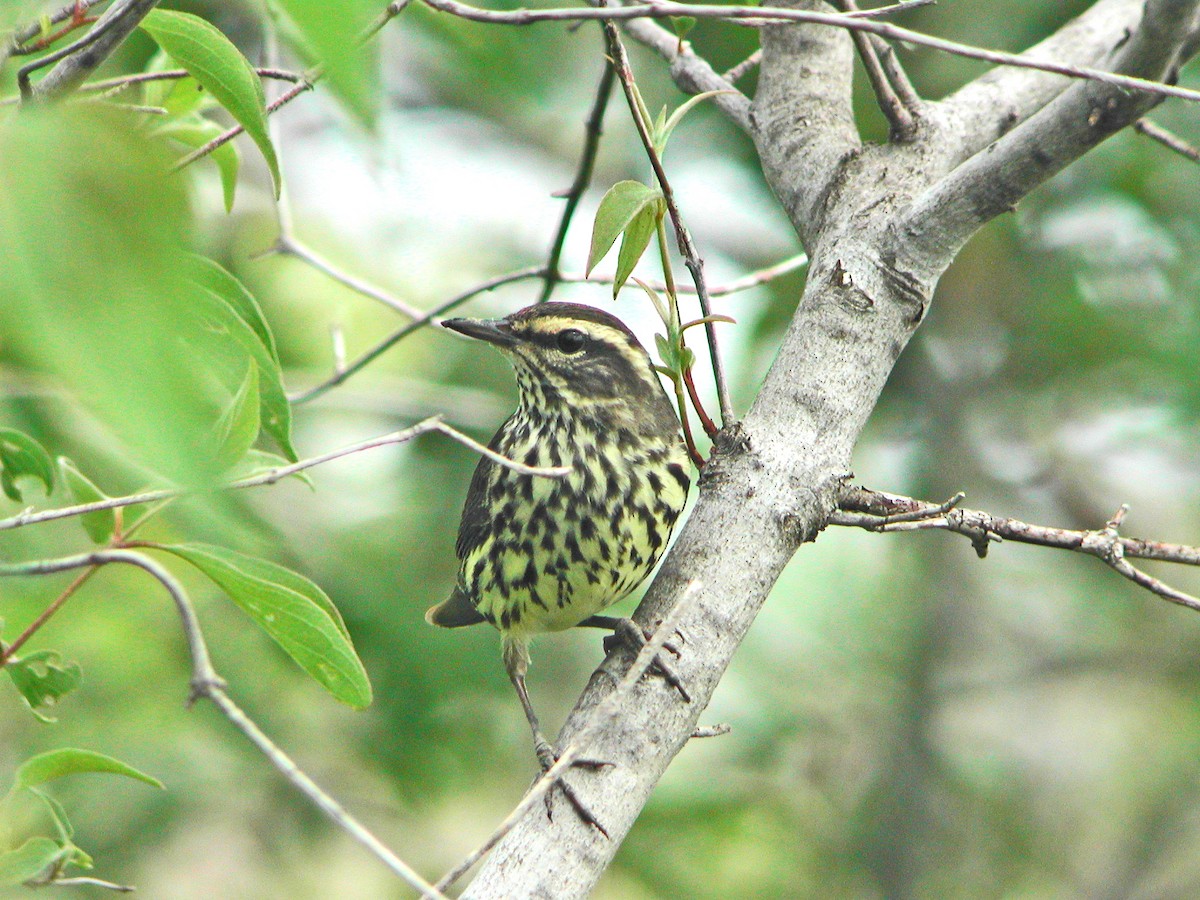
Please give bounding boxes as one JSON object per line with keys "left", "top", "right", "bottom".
{"left": 442, "top": 303, "right": 672, "bottom": 423}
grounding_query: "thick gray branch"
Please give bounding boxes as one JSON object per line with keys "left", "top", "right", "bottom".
{"left": 749, "top": 0, "right": 859, "bottom": 248}
{"left": 935, "top": 0, "right": 1146, "bottom": 166}
{"left": 903, "top": 0, "right": 1200, "bottom": 276}
{"left": 28, "top": 0, "right": 161, "bottom": 100}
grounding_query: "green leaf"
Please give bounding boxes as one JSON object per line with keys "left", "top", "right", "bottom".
{"left": 154, "top": 117, "right": 241, "bottom": 213}
{"left": 587, "top": 180, "right": 663, "bottom": 277}
{"left": 214, "top": 362, "right": 261, "bottom": 471}
{"left": 14, "top": 749, "right": 163, "bottom": 791}
{"left": 191, "top": 285, "right": 296, "bottom": 462}
{"left": 0, "top": 836, "right": 61, "bottom": 886}
{"left": 275, "top": 0, "right": 380, "bottom": 127}
{"left": 5, "top": 650, "right": 83, "bottom": 723}
{"left": 656, "top": 90, "right": 736, "bottom": 156}
{"left": 655, "top": 332, "right": 680, "bottom": 373}
{"left": 0, "top": 105, "right": 224, "bottom": 486}
{"left": 0, "top": 428, "right": 54, "bottom": 502}
{"left": 142, "top": 50, "right": 212, "bottom": 117}
{"left": 187, "top": 257, "right": 279, "bottom": 365}
{"left": 158, "top": 543, "right": 370, "bottom": 707}
{"left": 670, "top": 15, "right": 696, "bottom": 40}
{"left": 138, "top": 9, "right": 281, "bottom": 198}
{"left": 56, "top": 458, "right": 115, "bottom": 544}
{"left": 613, "top": 200, "right": 662, "bottom": 298}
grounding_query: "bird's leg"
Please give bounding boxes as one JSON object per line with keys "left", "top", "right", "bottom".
{"left": 578, "top": 615, "right": 691, "bottom": 702}
{"left": 503, "top": 637, "right": 610, "bottom": 835}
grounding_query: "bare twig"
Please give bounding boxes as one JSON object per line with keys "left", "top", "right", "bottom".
{"left": 603, "top": 23, "right": 735, "bottom": 427}
{"left": 417, "top": 0, "right": 1200, "bottom": 107}
{"left": 0, "top": 549, "right": 448, "bottom": 898}
{"left": 290, "top": 265, "right": 547, "bottom": 404}
{"left": 834, "top": 488, "right": 1200, "bottom": 612}
{"left": 170, "top": 0, "right": 412, "bottom": 173}
{"left": 578, "top": 252, "right": 808, "bottom": 297}
{"left": 539, "top": 58, "right": 616, "bottom": 304}
{"left": 0, "top": 416, "right": 568, "bottom": 534}
{"left": 431, "top": 581, "right": 702, "bottom": 896}
{"left": 9, "top": 0, "right": 110, "bottom": 50}
{"left": 20, "top": 0, "right": 161, "bottom": 101}
{"left": 264, "top": 235, "right": 424, "bottom": 318}
{"left": 722, "top": 50, "right": 761, "bottom": 84}
{"left": 839, "top": 0, "right": 917, "bottom": 141}
{"left": 1134, "top": 117, "right": 1200, "bottom": 162}
{"left": 690, "top": 723, "right": 731, "bottom": 739}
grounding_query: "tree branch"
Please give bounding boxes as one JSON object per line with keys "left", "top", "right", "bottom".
{"left": 935, "top": 0, "right": 1147, "bottom": 167}
{"left": 21, "top": 0, "right": 161, "bottom": 101}
{"left": 834, "top": 489, "right": 1200, "bottom": 612}
{"left": 750, "top": 0, "right": 859, "bottom": 247}
{"left": 903, "top": 0, "right": 1200, "bottom": 276}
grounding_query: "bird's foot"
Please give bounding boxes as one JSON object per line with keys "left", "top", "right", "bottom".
{"left": 602, "top": 617, "right": 691, "bottom": 702}
{"left": 532, "top": 739, "right": 612, "bottom": 837}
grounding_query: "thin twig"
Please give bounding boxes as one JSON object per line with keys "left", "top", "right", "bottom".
{"left": 603, "top": 21, "right": 735, "bottom": 428}
{"left": 7, "top": 4, "right": 100, "bottom": 58}
{"left": 722, "top": 50, "right": 761, "bottom": 84}
{"left": 431, "top": 581, "right": 702, "bottom": 896}
{"left": 0, "top": 568, "right": 95, "bottom": 667}
{"left": 539, "top": 58, "right": 616, "bottom": 303}
{"left": 418, "top": 0, "right": 1200, "bottom": 108}
{"left": 579, "top": 252, "right": 808, "bottom": 297}
{"left": 9, "top": 0, "right": 110, "bottom": 49}
{"left": 690, "top": 723, "right": 731, "bottom": 739}
{"left": 202, "top": 686, "right": 449, "bottom": 898}
{"left": 0, "top": 549, "right": 447, "bottom": 898}
{"left": 289, "top": 265, "right": 547, "bottom": 404}
{"left": 0, "top": 416, "right": 567, "bottom": 534}
{"left": 870, "top": 34, "right": 921, "bottom": 112}
{"left": 839, "top": 0, "right": 916, "bottom": 141}
{"left": 1134, "top": 118, "right": 1200, "bottom": 162}
{"left": 170, "top": 0, "right": 412, "bottom": 173}
{"left": 20, "top": 0, "right": 160, "bottom": 101}
{"left": 834, "top": 488, "right": 1200, "bottom": 611}
{"left": 264, "top": 236, "right": 425, "bottom": 318}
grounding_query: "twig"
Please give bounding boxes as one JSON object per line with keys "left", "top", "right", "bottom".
{"left": 539, "top": 58, "right": 616, "bottom": 304}
{"left": 579, "top": 251, "right": 808, "bottom": 297}
{"left": 690, "top": 723, "right": 731, "bottom": 739}
{"left": 431, "top": 581, "right": 702, "bottom": 896}
{"left": 0, "top": 568, "right": 95, "bottom": 667}
{"left": 603, "top": 22, "right": 735, "bottom": 428}
{"left": 1134, "top": 118, "right": 1200, "bottom": 162}
{"left": 202, "top": 686, "right": 449, "bottom": 898}
{"left": 289, "top": 265, "right": 547, "bottom": 404}
{"left": 839, "top": 0, "right": 917, "bottom": 141}
{"left": 7, "top": 2, "right": 101, "bottom": 57}
{"left": 0, "top": 549, "right": 448, "bottom": 898}
{"left": 722, "top": 50, "right": 761, "bottom": 84}
{"left": 870, "top": 33, "right": 921, "bottom": 113}
{"left": 170, "top": 0, "right": 412, "bottom": 173}
{"left": 9, "top": 0, "right": 110, "bottom": 50}
{"left": 0, "top": 416, "right": 568, "bottom": 534}
{"left": 170, "top": 76, "right": 314, "bottom": 171}
{"left": 417, "top": 0, "right": 1200, "bottom": 108}
{"left": 263, "top": 235, "right": 424, "bottom": 318}
{"left": 20, "top": 0, "right": 160, "bottom": 101}
{"left": 834, "top": 488, "right": 1200, "bottom": 612}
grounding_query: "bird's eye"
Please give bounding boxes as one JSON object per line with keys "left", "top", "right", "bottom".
{"left": 556, "top": 328, "right": 586, "bottom": 354}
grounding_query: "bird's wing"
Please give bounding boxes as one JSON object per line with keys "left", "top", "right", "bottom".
{"left": 426, "top": 586, "right": 485, "bottom": 628}
{"left": 454, "top": 433, "right": 504, "bottom": 561}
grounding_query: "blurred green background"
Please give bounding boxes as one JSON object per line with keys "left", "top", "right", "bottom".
{"left": 3, "top": 0, "right": 1200, "bottom": 896}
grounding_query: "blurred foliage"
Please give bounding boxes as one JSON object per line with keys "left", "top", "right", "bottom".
{"left": 2, "top": 0, "right": 1200, "bottom": 897}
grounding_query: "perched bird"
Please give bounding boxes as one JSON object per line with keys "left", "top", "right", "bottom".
{"left": 427, "top": 301, "right": 691, "bottom": 778}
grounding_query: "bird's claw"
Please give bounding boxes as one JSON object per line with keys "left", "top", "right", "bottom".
{"left": 603, "top": 618, "right": 691, "bottom": 703}
{"left": 532, "top": 747, "right": 612, "bottom": 837}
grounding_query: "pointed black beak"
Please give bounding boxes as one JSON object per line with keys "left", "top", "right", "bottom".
{"left": 441, "top": 316, "right": 519, "bottom": 348}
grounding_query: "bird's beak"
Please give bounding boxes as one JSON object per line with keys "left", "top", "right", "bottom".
{"left": 441, "top": 316, "right": 519, "bottom": 348}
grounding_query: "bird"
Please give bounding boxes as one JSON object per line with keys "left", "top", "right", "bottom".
{"left": 427, "top": 301, "right": 691, "bottom": 803}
